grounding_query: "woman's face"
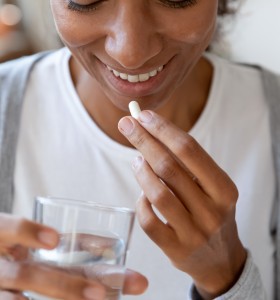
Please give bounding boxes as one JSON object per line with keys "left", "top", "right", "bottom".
{"left": 50, "top": 0, "right": 218, "bottom": 111}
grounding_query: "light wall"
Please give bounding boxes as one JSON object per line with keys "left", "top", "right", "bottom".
{"left": 17, "top": 0, "right": 61, "bottom": 51}
{"left": 216, "top": 0, "right": 280, "bottom": 74}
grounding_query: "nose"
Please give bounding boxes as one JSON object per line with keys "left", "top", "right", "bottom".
{"left": 105, "top": 4, "right": 163, "bottom": 70}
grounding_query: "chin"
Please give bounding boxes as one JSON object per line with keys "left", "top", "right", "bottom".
{"left": 107, "top": 91, "right": 172, "bottom": 114}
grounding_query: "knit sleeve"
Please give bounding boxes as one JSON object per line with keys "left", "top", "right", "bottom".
{"left": 188, "top": 251, "right": 267, "bottom": 300}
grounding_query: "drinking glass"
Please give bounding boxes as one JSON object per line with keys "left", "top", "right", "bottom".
{"left": 24, "top": 196, "right": 135, "bottom": 300}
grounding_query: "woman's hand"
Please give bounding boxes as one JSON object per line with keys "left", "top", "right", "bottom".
{"left": 0, "top": 213, "right": 148, "bottom": 299}
{"left": 118, "top": 110, "right": 247, "bottom": 299}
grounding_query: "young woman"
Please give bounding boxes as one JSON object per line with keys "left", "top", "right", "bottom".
{"left": 0, "top": 0, "right": 279, "bottom": 299}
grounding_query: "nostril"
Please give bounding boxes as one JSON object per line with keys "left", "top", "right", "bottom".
{"left": 104, "top": 34, "right": 163, "bottom": 70}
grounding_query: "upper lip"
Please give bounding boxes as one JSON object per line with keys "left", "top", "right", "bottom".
{"left": 106, "top": 64, "right": 164, "bottom": 75}
{"left": 100, "top": 56, "right": 172, "bottom": 75}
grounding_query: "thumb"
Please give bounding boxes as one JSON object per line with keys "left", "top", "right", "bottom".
{"left": 123, "top": 269, "right": 149, "bottom": 295}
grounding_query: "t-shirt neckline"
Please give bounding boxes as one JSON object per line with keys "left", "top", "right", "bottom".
{"left": 57, "top": 48, "right": 223, "bottom": 153}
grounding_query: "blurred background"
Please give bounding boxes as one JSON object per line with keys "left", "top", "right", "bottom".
{"left": 0, "top": 0, "right": 61, "bottom": 62}
{"left": 0, "top": 0, "right": 279, "bottom": 73}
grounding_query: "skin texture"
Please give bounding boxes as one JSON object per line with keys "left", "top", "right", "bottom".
{"left": 0, "top": 0, "right": 244, "bottom": 299}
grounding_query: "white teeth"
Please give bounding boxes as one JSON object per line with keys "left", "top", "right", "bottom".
{"left": 128, "top": 75, "right": 139, "bottom": 83}
{"left": 149, "top": 70, "right": 157, "bottom": 77}
{"left": 108, "top": 65, "right": 164, "bottom": 83}
{"left": 113, "top": 70, "right": 120, "bottom": 77}
{"left": 139, "top": 73, "right": 150, "bottom": 82}
{"left": 120, "top": 73, "right": 128, "bottom": 80}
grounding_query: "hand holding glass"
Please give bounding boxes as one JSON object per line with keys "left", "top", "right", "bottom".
{"left": 25, "top": 197, "right": 135, "bottom": 300}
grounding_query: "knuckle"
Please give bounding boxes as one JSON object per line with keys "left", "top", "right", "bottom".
{"left": 133, "top": 131, "right": 146, "bottom": 149}
{"left": 154, "top": 118, "right": 168, "bottom": 133}
{"left": 176, "top": 134, "right": 199, "bottom": 157}
{"left": 219, "top": 179, "right": 239, "bottom": 209}
{"left": 154, "top": 158, "right": 177, "bottom": 180}
{"left": 229, "top": 183, "right": 239, "bottom": 203}
{"left": 140, "top": 216, "right": 159, "bottom": 236}
{"left": 150, "top": 188, "right": 171, "bottom": 208}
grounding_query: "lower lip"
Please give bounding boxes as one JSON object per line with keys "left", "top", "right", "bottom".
{"left": 99, "top": 60, "right": 171, "bottom": 98}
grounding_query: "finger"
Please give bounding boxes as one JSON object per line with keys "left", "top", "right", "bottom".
{"left": 0, "top": 245, "right": 28, "bottom": 262}
{"left": 135, "top": 158, "right": 235, "bottom": 237}
{"left": 133, "top": 157, "right": 194, "bottom": 233}
{"left": 82, "top": 264, "right": 148, "bottom": 296}
{"left": 7, "top": 246, "right": 28, "bottom": 261}
{"left": 118, "top": 117, "right": 208, "bottom": 213}
{"left": 137, "top": 111, "right": 237, "bottom": 201}
{"left": 0, "top": 214, "right": 59, "bottom": 250}
{"left": 0, "top": 291, "right": 27, "bottom": 300}
{"left": 136, "top": 195, "right": 179, "bottom": 250}
{"left": 122, "top": 269, "right": 148, "bottom": 295}
{"left": 73, "top": 233, "right": 121, "bottom": 257}
{"left": 0, "top": 259, "right": 106, "bottom": 300}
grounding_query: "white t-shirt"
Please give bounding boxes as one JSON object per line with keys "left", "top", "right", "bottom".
{"left": 13, "top": 48, "right": 276, "bottom": 299}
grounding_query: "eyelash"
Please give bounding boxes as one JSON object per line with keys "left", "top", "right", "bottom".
{"left": 160, "top": 0, "right": 197, "bottom": 9}
{"left": 67, "top": 0, "right": 197, "bottom": 13}
{"left": 67, "top": 0, "right": 101, "bottom": 12}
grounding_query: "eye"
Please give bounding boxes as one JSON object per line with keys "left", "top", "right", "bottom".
{"left": 159, "top": 0, "right": 197, "bottom": 9}
{"left": 67, "top": 0, "right": 104, "bottom": 12}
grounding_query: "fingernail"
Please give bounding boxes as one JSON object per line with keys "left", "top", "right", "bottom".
{"left": 83, "top": 286, "right": 105, "bottom": 300}
{"left": 119, "top": 117, "right": 134, "bottom": 135}
{"left": 139, "top": 111, "right": 153, "bottom": 123}
{"left": 132, "top": 156, "right": 144, "bottom": 170}
{"left": 100, "top": 269, "right": 125, "bottom": 289}
{"left": 38, "top": 230, "right": 58, "bottom": 247}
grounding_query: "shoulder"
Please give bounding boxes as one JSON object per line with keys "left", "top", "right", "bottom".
{"left": 0, "top": 53, "right": 40, "bottom": 78}
{"left": 206, "top": 51, "right": 280, "bottom": 83}
{"left": 0, "top": 51, "right": 61, "bottom": 115}
{"left": 206, "top": 52, "right": 280, "bottom": 105}
{"left": 0, "top": 50, "right": 61, "bottom": 85}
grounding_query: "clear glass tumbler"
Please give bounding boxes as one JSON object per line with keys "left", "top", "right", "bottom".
{"left": 24, "top": 196, "right": 135, "bottom": 300}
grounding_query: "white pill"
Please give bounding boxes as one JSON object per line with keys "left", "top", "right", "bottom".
{"left": 129, "top": 100, "right": 141, "bottom": 119}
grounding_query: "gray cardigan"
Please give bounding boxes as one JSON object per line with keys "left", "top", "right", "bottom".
{"left": 0, "top": 53, "right": 280, "bottom": 299}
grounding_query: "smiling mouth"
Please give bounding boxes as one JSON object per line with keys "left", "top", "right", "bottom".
{"left": 106, "top": 65, "right": 164, "bottom": 83}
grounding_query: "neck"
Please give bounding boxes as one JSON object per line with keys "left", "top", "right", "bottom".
{"left": 69, "top": 56, "right": 213, "bottom": 147}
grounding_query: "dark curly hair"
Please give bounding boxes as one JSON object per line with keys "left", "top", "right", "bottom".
{"left": 218, "top": 0, "right": 236, "bottom": 16}
{"left": 207, "top": 0, "right": 237, "bottom": 48}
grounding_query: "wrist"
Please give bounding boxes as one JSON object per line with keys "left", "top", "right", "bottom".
{"left": 194, "top": 245, "right": 247, "bottom": 299}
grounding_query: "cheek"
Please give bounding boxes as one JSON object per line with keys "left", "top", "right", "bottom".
{"left": 187, "top": 13, "right": 217, "bottom": 46}
{"left": 162, "top": 2, "right": 218, "bottom": 46}
{"left": 50, "top": 2, "right": 104, "bottom": 48}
